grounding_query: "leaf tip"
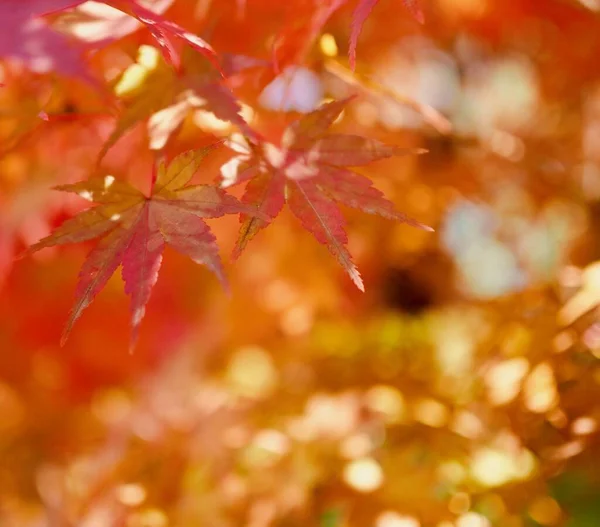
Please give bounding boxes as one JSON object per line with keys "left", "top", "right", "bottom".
{"left": 348, "top": 54, "right": 357, "bottom": 72}
{"left": 14, "top": 248, "right": 30, "bottom": 261}
{"left": 128, "top": 325, "right": 141, "bottom": 354}
{"left": 349, "top": 266, "right": 364, "bottom": 292}
{"left": 355, "top": 278, "right": 365, "bottom": 292}
{"left": 59, "top": 330, "right": 70, "bottom": 348}
{"left": 231, "top": 244, "right": 243, "bottom": 261}
{"left": 61, "top": 312, "right": 79, "bottom": 346}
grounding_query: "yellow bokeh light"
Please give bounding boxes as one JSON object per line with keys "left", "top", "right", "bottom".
{"left": 253, "top": 429, "right": 290, "bottom": 456}
{"left": 456, "top": 512, "right": 491, "bottom": 527}
{"left": 127, "top": 508, "right": 168, "bottom": 527}
{"left": 451, "top": 410, "right": 484, "bottom": 439}
{"left": 138, "top": 45, "right": 160, "bottom": 69}
{"left": 470, "top": 447, "right": 535, "bottom": 488}
{"left": 523, "top": 362, "right": 558, "bottom": 413}
{"left": 376, "top": 511, "right": 420, "bottom": 527}
{"left": 553, "top": 331, "right": 574, "bottom": 353}
{"left": 226, "top": 346, "right": 278, "bottom": 398}
{"left": 559, "top": 261, "right": 600, "bottom": 326}
{"left": 319, "top": 33, "right": 339, "bottom": 57}
{"left": 115, "top": 45, "right": 160, "bottom": 96}
{"left": 485, "top": 358, "right": 529, "bottom": 406}
{"left": 117, "top": 483, "right": 146, "bottom": 507}
{"left": 364, "top": 385, "right": 407, "bottom": 424}
{"left": 343, "top": 457, "right": 384, "bottom": 492}
{"left": 571, "top": 416, "right": 597, "bottom": 435}
{"left": 413, "top": 398, "right": 449, "bottom": 428}
{"left": 551, "top": 439, "right": 585, "bottom": 460}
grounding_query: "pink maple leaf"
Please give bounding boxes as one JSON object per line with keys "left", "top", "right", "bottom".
{"left": 222, "top": 98, "right": 431, "bottom": 291}
{"left": 25, "top": 146, "right": 263, "bottom": 349}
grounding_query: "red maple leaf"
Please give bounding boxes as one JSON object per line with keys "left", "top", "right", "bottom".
{"left": 0, "top": 0, "right": 219, "bottom": 82}
{"left": 107, "top": 0, "right": 221, "bottom": 73}
{"left": 25, "top": 145, "right": 262, "bottom": 348}
{"left": 221, "top": 98, "right": 432, "bottom": 291}
{"left": 53, "top": 0, "right": 174, "bottom": 45}
{"left": 34, "top": 0, "right": 220, "bottom": 73}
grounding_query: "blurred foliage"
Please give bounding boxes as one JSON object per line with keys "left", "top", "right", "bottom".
{"left": 3, "top": 0, "right": 600, "bottom": 526}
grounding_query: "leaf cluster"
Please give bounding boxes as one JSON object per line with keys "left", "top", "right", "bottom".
{"left": 9, "top": 0, "right": 430, "bottom": 345}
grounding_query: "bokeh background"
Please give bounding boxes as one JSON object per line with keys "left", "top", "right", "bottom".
{"left": 3, "top": 0, "right": 600, "bottom": 526}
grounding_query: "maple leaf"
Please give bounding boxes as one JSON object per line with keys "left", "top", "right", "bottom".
{"left": 55, "top": 0, "right": 174, "bottom": 44}
{"left": 349, "top": 0, "right": 424, "bottom": 70}
{"left": 0, "top": 0, "right": 209, "bottom": 84}
{"left": 26, "top": 145, "right": 262, "bottom": 349}
{"left": 98, "top": 45, "right": 252, "bottom": 161}
{"left": 41, "top": 0, "right": 220, "bottom": 72}
{"left": 107, "top": 0, "right": 221, "bottom": 72}
{"left": 222, "top": 98, "right": 432, "bottom": 291}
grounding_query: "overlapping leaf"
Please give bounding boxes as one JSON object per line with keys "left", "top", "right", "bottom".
{"left": 57, "top": 0, "right": 174, "bottom": 44}
{"left": 0, "top": 0, "right": 219, "bottom": 83}
{"left": 98, "top": 46, "right": 251, "bottom": 161}
{"left": 107, "top": 0, "right": 220, "bottom": 72}
{"left": 222, "top": 98, "right": 432, "bottom": 291}
{"left": 26, "top": 145, "right": 262, "bottom": 348}
{"left": 54, "top": 0, "right": 220, "bottom": 70}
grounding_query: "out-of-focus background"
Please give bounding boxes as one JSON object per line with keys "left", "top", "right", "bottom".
{"left": 3, "top": 0, "right": 600, "bottom": 525}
